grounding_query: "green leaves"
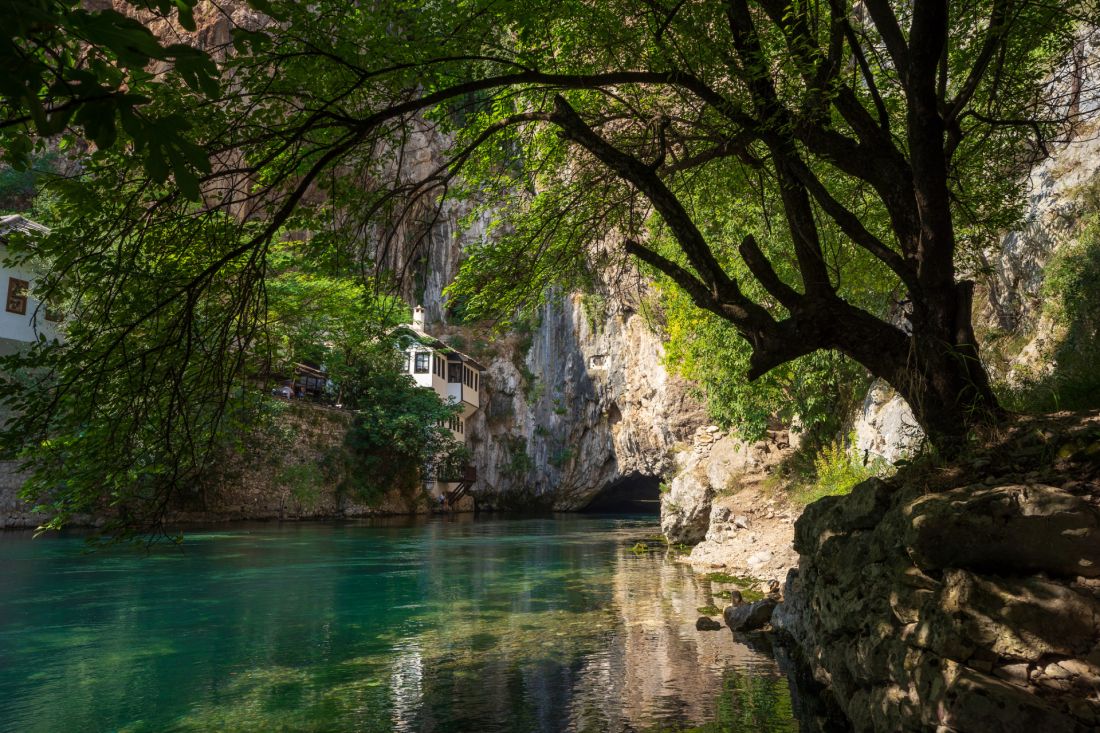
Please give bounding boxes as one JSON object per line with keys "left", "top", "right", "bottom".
{"left": 1, "top": 0, "right": 220, "bottom": 198}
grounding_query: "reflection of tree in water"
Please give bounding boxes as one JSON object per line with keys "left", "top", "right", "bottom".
{"left": 631, "top": 669, "right": 797, "bottom": 733}
{"left": 711, "top": 669, "right": 797, "bottom": 733}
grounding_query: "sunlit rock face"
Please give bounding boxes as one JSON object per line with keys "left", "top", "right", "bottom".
{"left": 851, "top": 381, "right": 925, "bottom": 467}
{"left": 473, "top": 292, "right": 704, "bottom": 509}
{"left": 981, "top": 30, "right": 1100, "bottom": 337}
{"left": 455, "top": 290, "right": 704, "bottom": 510}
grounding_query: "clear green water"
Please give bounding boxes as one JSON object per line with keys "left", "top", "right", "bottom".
{"left": 0, "top": 516, "right": 803, "bottom": 732}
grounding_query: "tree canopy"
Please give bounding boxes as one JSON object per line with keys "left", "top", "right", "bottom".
{"left": 0, "top": 0, "right": 1095, "bottom": 529}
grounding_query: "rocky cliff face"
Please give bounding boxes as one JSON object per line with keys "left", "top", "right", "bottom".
{"left": 977, "top": 31, "right": 1100, "bottom": 382}
{"left": 359, "top": 122, "right": 706, "bottom": 508}
{"left": 356, "top": 91, "right": 708, "bottom": 509}
{"left": 463, "top": 292, "right": 704, "bottom": 508}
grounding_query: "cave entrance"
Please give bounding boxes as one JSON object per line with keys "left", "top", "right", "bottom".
{"left": 581, "top": 472, "right": 662, "bottom": 515}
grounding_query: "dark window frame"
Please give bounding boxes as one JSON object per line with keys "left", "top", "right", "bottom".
{"left": 414, "top": 351, "right": 430, "bottom": 373}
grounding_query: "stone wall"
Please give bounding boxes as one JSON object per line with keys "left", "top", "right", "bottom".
{"left": 0, "top": 403, "right": 469, "bottom": 529}
{"left": 178, "top": 402, "right": 453, "bottom": 523}
{"left": 0, "top": 460, "right": 43, "bottom": 529}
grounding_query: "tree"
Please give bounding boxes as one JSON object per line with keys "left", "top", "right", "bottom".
{"left": 438, "top": 0, "right": 1087, "bottom": 447}
{"left": 1, "top": 0, "right": 1091, "bottom": 528}
{"left": 0, "top": 0, "right": 234, "bottom": 197}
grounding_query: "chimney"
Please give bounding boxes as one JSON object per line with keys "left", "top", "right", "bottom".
{"left": 412, "top": 305, "right": 426, "bottom": 329}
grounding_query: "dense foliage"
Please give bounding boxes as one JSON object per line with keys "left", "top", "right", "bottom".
{"left": 1, "top": 0, "right": 226, "bottom": 197}
{"left": 0, "top": 0, "right": 1095, "bottom": 528}
{"left": 340, "top": 347, "right": 469, "bottom": 505}
{"left": 0, "top": 188, "right": 461, "bottom": 534}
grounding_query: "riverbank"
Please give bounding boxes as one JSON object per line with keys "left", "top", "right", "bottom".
{"left": 0, "top": 460, "right": 474, "bottom": 530}
{"left": 770, "top": 411, "right": 1100, "bottom": 732}
{"left": 672, "top": 412, "right": 1100, "bottom": 731}
{"left": 0, "top": 401, "right": 476, "bottom": 530}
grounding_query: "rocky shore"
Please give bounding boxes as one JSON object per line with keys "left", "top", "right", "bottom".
{"left": 681, "top": 413, "right": 1100, "bottom": 732}
{"left": 770, "top": 413, "right": 1100, "bottom": 732}
{"left": 660, "top": 424, "right": 803, "bottom": 583}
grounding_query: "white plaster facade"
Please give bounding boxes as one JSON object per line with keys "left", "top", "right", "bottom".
{"left": 396, "top": 305, "right": 485, "bottom": 498}
{"left": 0, "top": 215, "right": 58, "bottom": 356}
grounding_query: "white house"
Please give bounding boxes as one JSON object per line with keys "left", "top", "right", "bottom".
{"left": 394, "top": 305, "right": 486, "bottom": 503}
{"left": 0, "top": 215, "right": 58, "bottom": 357}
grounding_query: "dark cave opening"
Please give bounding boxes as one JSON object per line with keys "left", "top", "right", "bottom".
{"left": 581, "top": 472, "right": 662, "bottom": 515}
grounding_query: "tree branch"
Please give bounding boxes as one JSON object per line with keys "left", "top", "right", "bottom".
{"left": 737, "top": 234, "right": 801, "bottom": 309}
{"left": 550, "top": 94, "right": 770, "bottom": 325}
{"left": 785, "top": 158, "right": 921, "bottom": 294}
{"left": 946, "top": 0, "right": 1013, "bottom": 123}
{"left": 862, "top": 0, "right": 911, "bottom": 83}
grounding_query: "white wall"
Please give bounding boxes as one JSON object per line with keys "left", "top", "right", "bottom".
{"left": 0, "top": 243, "right": 58, "bottom": 346}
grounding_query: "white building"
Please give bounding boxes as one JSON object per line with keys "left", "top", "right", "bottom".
{"left": 394, "top": 305, "right": 486, "bottom": 503}
{"left": 0, "top": 215, "right": 58, "bottom": 357}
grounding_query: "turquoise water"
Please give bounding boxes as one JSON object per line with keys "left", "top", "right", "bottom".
{"left": 0, "top": 516, "right": 803, "bottom": 732}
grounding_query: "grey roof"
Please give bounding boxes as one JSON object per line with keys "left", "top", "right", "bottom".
{"left": 393, "top": 323, "right": 487, "bottom": 372}
{"left": 0, "top": 214, "right": 49, "bottom": 243}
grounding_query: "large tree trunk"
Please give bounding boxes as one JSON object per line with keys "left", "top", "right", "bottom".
{"left": 838, "top": 280, "right": 1003, "bottom": 449}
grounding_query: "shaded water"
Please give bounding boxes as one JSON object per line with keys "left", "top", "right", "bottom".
{"left": 0, "top": 516, "right": 807, "bottom": 732}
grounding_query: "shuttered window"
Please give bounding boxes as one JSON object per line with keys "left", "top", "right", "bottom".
{"left": 5, "top": 278, "right": 28, "bottom": 315}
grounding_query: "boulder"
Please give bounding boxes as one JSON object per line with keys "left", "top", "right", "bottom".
{"left": 660, "top": 470, "right": 713, "bottom": 544}
{"left": 696, "top": 616, "right": 723, "bottom": 631}
{"left": 904, "top": 483, "right": 1100, "bottom": 578}
{"left": 852, "top": 381, "right": 925, "bottom": 465}
{"left": 724, "top": 598, "right": 778, "bottom": 632}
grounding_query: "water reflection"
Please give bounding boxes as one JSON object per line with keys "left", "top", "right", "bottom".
{"left": 0, "top": 517, "right": 809, "bottom": 732}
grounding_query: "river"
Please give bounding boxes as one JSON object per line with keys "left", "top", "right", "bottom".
{"left": 0, "top": 515, "right": 820, "bottom": 732}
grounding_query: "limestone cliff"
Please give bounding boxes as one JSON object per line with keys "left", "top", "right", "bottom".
{"left": 472, "top": 294, "right": 704, "bottom": 508}
{"left": 420, "top": 288, "right": 704, "bottom": 509}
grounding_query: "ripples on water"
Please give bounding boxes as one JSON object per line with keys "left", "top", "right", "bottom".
{"left": 0, "top": 516, "right": 806, "bottom": 732}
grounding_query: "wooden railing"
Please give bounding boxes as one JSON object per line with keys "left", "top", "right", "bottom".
{"left": 442, "top": 465, "right": 476, "bottom": 506}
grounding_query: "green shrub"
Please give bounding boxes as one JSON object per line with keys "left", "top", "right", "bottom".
{"left": 278, "top": 463, "right": 325, "bottom": 508}
{"left": 999, "top": 213, "right": 1100, "bottom": 413}
{"left": 500, "top": 436, "right": 534, "bottom": 477}
{"left": 549, "top": 446, "right": 574, "bottom": 467}
{"left": 792, "top": 437, "right": 882, "bottom": 506}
